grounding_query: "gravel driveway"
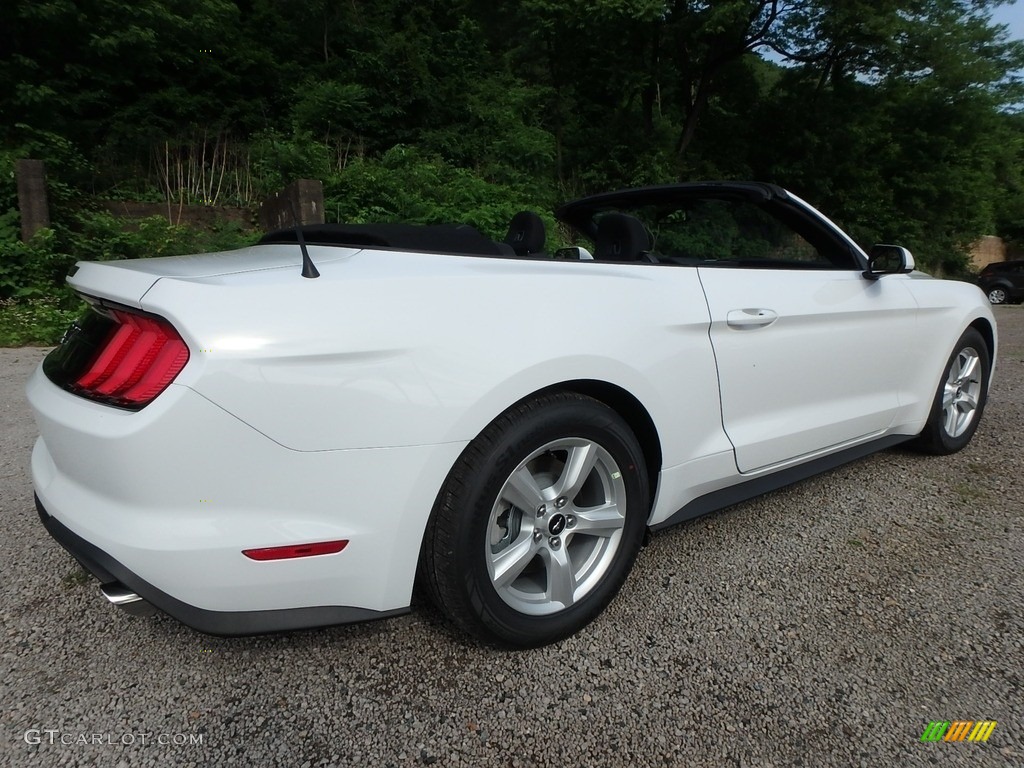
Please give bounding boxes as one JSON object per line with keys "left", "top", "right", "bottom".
{"left": 2, "top": 308, "right": 1022, "bottom": 768}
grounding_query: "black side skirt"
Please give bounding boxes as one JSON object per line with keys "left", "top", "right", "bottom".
{"left": 35, "top": 495, "right": 409, "bottom": 636}
{"left": 650, "top": 435, "right": 911, "bottom": 532}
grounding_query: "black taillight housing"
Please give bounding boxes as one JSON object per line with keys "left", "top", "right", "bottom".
{"left": 44, "top": 301, "right": 190, "bottom": 410}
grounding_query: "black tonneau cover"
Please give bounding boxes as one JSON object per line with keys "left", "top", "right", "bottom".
{"left": 260, "top": 223, "right": 506, "bottom": 256}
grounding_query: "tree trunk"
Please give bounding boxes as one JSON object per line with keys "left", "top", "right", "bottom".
{"left": 676, "top": 76, "right": 712, "bottom": 157}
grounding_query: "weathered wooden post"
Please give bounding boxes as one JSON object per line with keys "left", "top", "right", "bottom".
{"left": 259, "top": 179, "right": 325, "bottom": 231}
{"left": 16, "top": 159, "right": 51, "bottom": 241}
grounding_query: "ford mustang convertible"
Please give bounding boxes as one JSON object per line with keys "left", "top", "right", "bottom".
{"left": 27, "top": 182, "right": 996, "bottom": 647}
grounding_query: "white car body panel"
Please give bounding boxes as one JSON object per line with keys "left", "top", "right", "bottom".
{"left": 68, "top": 244, "right": 359, "bottom": 308}
{"left": 136, "top": 248, "right": 728, "bottom": 460}
{"left": 890, "top": 274, "right": 1000, "bottom": 426}
{"left": 28, "top": 365, "right": 466, "bottom": 613}
{"left": 699, "top": 268, "right": 919, "bottom": 472}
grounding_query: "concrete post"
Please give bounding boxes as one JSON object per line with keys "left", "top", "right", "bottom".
{"left": 259, "top": 179, "right": 325, "bottom": 231}
{"left": 16, "top": 159, "right": 51, "bottom": 241}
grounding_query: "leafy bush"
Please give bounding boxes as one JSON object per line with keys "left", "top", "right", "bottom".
{"left": 0, "top": 294, "right": 83, "bottom": 347}
{"left": 69, "top": 211, "right": 257, "bottom": 262}
{"left": 250, "top": 130, "right": 333, "bottom": 201}
{"left": 325, "top": 146, "right": 553, "bottom": 240}
{"left": 1, "top": 213, "right": 257, "bottom": 297}
{"left": 0, "top": 206, "right": 257, "bottom": 346}
{"left": 0, "top": 229, "right": 76, "bottom": 301}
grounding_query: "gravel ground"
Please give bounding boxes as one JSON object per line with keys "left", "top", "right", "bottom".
{"left": 1, "top": 308, "right": 1022, "bottom": 768}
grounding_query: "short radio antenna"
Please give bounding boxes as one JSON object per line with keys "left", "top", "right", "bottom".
{"left": 288, "top": 196, "right": 319, "bottom": 279}
{"left": 296, "top": 224, "right": 319, "bottom": 279}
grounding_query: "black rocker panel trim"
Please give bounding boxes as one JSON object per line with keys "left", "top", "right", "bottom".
{"left": 650, "top": 435, "right": 911, "bottom": 532}
{"left": 36, "top": 496, "right": 408, "bottom": 636}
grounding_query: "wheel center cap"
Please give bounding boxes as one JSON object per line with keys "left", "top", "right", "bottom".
{"left": 548, "top": 514, "right": 566, "bottom": 536}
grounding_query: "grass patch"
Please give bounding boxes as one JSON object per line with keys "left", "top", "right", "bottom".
{"left": 953, "top": 481, "right": 988, "bottom": 505}
{"left": 61, "top": 567, "right": 92, "bottom": 588}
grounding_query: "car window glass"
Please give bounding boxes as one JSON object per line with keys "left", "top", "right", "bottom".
{"left": 651, "top": 199, "right": 832, "bottom": 267}
{"left": 579, "top": 198, "right": 854, "bottom": 269}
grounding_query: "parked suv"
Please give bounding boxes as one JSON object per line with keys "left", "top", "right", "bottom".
{"left": 978, "top": 260, "right": 1024, "bottom": 304}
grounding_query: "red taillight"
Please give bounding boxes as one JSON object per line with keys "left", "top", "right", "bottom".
{"left": 242, "top": 540, "right": 349, "bottom": 561}
{"left": 72, "top": 309, "right": 189, "bottom": 408}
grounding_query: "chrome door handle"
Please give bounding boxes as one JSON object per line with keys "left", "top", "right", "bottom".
{"left": 726, "top": 308, "right": 778, "bottom": 329}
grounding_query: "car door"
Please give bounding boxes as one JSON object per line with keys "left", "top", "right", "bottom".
{"left": 689, "top": 198, "right": 918, "bottom": 473}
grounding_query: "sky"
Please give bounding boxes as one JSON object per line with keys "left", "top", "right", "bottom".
{"left": 993, "top": 2, "right": 1024, "bottom": 90}
{"left": 993, "top": 1, "right": 1024, "bottom": 43}
{"left": 758, "top": 3, "right": 1024, "bottom": 67}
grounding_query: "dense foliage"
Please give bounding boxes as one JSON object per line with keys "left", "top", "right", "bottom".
{"left": 2, "top": 1, "right": 1024, "bottom": 342}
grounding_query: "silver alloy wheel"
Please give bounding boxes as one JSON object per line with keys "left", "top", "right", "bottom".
{"left": 942, "top": 346, "right": 983, "bottom": 438}
{"left": 987, "top": 287, "right": 1006, "bottom": 305}
{"left": 486, "top": 438, "right": 627, "bottom": 616}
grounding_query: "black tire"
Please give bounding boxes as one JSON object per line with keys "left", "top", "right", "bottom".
{"left": 419, "top": 392, "right": 649, "bottom": 648}
{"left": 986, "top": 287, "right": 1007, "bottom": 305}
{"left": 911, "top": 327, "right": 990, "bottom": 455}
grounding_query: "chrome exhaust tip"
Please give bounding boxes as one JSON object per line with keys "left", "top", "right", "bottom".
{"left": 100, "top": 583, "right": 157, "bottom": 617}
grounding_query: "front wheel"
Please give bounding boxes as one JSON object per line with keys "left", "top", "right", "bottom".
{"left": 987, "top": 287, "right": 1007, "bottom": 305}
{"left": 419, "top": 393, "right": 649, "bottom": 647}
{"left": 912, "top": 328, "right": 990, "bottom": 455}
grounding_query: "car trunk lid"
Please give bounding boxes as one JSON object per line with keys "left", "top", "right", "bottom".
{"left": 67, "top": 244, "right": 356, "bottom": 308}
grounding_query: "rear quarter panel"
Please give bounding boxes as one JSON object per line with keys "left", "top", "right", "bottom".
{"left": 138, "top": 250, "right": 730, "bottom": 472}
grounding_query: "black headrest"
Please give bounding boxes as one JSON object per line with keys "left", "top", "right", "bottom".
{"left": 593, "top": 213, "right": 651, "bottom": 262}
{"left": 504, "top": 211, "right": 546, "bottom": 256}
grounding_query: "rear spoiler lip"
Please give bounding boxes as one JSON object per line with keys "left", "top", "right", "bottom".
{"left": 67, "top": 261, "right": 154, "bottom": 309}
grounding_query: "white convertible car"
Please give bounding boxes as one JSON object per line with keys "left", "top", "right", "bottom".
{"left": 27, "top": 182, "right": 995, "bottom": 647}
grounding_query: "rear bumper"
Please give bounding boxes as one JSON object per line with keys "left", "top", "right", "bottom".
{"left": 36, "top": 495, "right": 406, "bottom": 635}
{"left": 26, "top": 364, "right": 467, "bottom": 635}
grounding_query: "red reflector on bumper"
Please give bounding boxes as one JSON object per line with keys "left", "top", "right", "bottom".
{"left": 242, "top": 540, "right": 349, "bottom": 561}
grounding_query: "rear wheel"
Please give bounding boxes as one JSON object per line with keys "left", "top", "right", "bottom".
{"left": 912, "top": 328, "right": 990, "bottom": 455}
{"left": 419, "top": 392, "right": 649, "bottom": 647}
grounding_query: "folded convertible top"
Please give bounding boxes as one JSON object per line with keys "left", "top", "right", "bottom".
{"left": 260, "top": 223, "right": 507, "bottom": 256}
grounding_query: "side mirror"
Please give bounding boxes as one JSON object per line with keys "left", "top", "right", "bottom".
{"left": 864, "top": 244, "right": 915, "bottom": 280}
